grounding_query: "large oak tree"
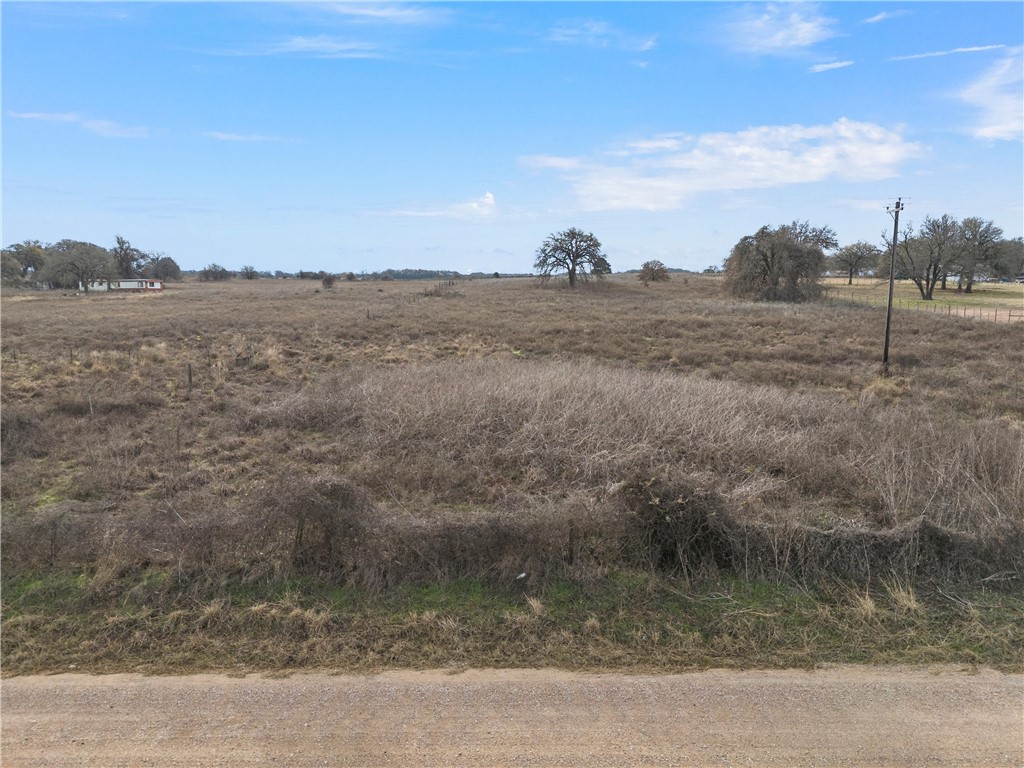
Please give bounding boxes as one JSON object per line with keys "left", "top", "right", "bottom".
{"left": 534, "top": 228, "right": 610, "bottom": 288}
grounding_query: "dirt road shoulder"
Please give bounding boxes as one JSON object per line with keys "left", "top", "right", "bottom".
{"left": 2, "top": 665, "right": 1021, "bottom": 767}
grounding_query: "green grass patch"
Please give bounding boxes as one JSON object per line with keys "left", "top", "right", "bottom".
{"left": 3, "top": 570, "right": 1021, "bottom": 676}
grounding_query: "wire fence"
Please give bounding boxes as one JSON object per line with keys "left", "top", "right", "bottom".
{"left": 828, "top": 290, "right": 1024, "bottom": 324}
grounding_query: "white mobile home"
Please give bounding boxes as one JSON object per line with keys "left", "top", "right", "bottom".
{"left": 79, "top": 279, "right": 163, "bottom": 292}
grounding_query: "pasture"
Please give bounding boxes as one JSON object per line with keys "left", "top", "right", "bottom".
{"left": 822, "top": 276, "right": 1024, "bottom": 322}
{"left": 2, "top": 275, "right": 1022, "bottom": 673}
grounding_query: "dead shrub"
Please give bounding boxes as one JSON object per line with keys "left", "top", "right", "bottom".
{"left": 621, "top": 478, "right": 1024, "bottom": 587}
{"left": 625, "top": 478, "right": 732, "bottom": 579}
{"left": 0, "top": 501, "right": 117, "bottom": 574}
{"left": 244, "top": 472, "right": 373, "bottom": 581}
{"left": 0, "top": 405, "right": 49, "bottom": 462}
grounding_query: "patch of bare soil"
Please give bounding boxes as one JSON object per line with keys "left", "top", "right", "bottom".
{"left": 2, "top": 666, "right": 1021, "bottom": 767}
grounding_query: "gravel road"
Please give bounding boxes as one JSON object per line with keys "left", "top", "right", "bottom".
{"left": 2, "top": 666, "right": 1021, "bottom": 767}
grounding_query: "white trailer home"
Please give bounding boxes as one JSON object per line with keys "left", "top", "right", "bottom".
{"left": 78, "top": 279, "right": 164, "bottom": 292}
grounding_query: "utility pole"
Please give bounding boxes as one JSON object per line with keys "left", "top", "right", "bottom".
{"left": 882, "top": 198, "right": 903, "bottom": 376}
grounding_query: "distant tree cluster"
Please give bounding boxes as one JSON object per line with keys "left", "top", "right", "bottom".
{"left": 199, "top": 263, "right": 232, "bottom": 281}
{"left": 721, "top": 213, "right": 1019, "bottom": 303}
{"left": 2, "top": 236, "right": 182, "bottom": 290}
{"left": 882, "top": 215, "right": 1020, "bottom": 299}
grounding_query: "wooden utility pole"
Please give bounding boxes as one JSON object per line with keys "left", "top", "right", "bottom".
{"left": 882, "top": 198, "right": 903, "bottom": 375}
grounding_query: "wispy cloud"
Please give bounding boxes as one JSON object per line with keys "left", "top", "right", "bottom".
{"left": 546, "top": 19, "right": 656, "bottom": 52}
{"left": 373, "top": 192, "right": 496, "bottom": 219}
{"left": 523, "top": 119, "right": 924, "bottom": 212}
{"left": 809, "top": 60, "right": 854, "bottom": 73}
{"left": 202, "top": 131, "right": 290, "bottom": 143}
{"left": 723, "top": 4, "right": 837, "bottom": 55}
{"left": 959, "top": 47, "right": 1023, "bottom": 140}
{"left": 266, "top": 35, "right": 382, "bottom": 58}
{"left": 890, "top": 44, "right": 1006, "bottom": 62}
{"left": 863, "top": 11, "right": 908, "bottom": 25}
{"left": 324, "top": 3, "right": 448, "bottom": 25}
{"left": 616, "top": 135, "right": 688, "bottom": 155}
{"left": 8, "top": 111, "right": 79, "bottom": 123}
{"left": 8, "top": 111, "right": 147, "bottom": 138}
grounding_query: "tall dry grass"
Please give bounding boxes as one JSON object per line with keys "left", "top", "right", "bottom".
{"left": 246, "top": 358, "right": 1023, "bottom": 531}
{"left": 3, "top": 277, "right": 1022, "bottom": 593}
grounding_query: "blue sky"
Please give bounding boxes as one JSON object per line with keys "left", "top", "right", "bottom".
{"left": 3, "top": 2, "right": 1022, "bottom": 275}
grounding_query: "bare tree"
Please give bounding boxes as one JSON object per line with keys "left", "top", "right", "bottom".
{"left": 111, "top": 235, "right": 147, "bottom": 278}
{"left": 534, "top": 228, "right": 610, "bottom": 288}
{"left": 240, "top": 265, "right": 260, "bottom": 280}
{"left": 886, "top": 215, "right": 960, "bottom": 300}
{"left": 832, "top": 241, "right": 880, "bottom": 285}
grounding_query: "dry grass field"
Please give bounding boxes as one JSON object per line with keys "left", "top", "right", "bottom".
{"left": 2, "top": 275, "right": 1023, "bottom": 673}
{"left": 822, "top": 276, "right": 1024, "bottom": 322}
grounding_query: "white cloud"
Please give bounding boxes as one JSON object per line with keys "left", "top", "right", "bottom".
{"left": 80, "top": 119, "right": 148, "bottom": 139}
{"left": 959, "top": 47, "right": 1024, "bottom": 140}
{"left": 325, "top": 4, "right": 447, "bottom": 25}
{"left": 9, "top": 111, "right": 147, "bottom": 138}
{"left": 523, "top": 119, "right": 925, "bottom": 212}
{"left": 724, "top": 4, "right": 837, "bottom": 55}
{"left": 890, "top": 44, "right": 1005, "bottom": 62}
{"left": 267, "top": 36, "right": 382, "bottom": 58}
{"left": 623, "top": 135, "right": 688, "bottom": 154}
{"left": 863, "top": 11, "right": 908, "bottom": 24}
{"left": 375, "top": 192, "right": 497, "bottom": 219}
{"left": 8, "top": 111, "right": 79, "bottom": 123}
{"left": 452, "top": 191, "right": 496, "bottom": 217}
{"left": 546, "top": 19, "right": 656, "bottom": 52}
{"left": 809, "top": 61, "right": 854, "bottom": 73}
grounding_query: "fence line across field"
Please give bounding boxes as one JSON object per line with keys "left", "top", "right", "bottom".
{"left": 829, "top": 289, "right": 1024, "bottom": 324}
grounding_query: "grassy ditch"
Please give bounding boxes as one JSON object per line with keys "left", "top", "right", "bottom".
{"left": 3, "top": 570, "right": 1022, "bottom": 675}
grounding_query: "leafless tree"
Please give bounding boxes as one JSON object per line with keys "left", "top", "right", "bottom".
{"left": 832, "top": 241, "right": 880, "bottom": 285}
{"left": 111, "top": 235, "right": 147, "bottom": 278}
{"left": 885, "top": 215, "right": 959, "bottom": 300}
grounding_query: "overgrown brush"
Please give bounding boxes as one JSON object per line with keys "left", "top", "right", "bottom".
{"left": 246, "top": 359, "right": 1024, "bottom": 531}
{"left": 3, "top": 281, "right": 1022, "bottom": 605}
{"left": 4, "top": 468, "right": 1020, "bottom": 595}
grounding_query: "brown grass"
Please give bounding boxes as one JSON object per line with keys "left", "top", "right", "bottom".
{"left": 822, "top": 277, "right": 1024, "bottom": 323}
{"left": 3, "top": 276, "right": 1022, "bottom": 597}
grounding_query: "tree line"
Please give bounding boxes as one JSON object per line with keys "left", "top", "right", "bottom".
{"left": 722, "top": 215, "right": 1022, "bottom": 303}
{"left": 2, "top": 237, "right": 182, "bottom": 290}
{"left": 7, "top": 214, "right": 1020, "bottom": 300}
